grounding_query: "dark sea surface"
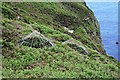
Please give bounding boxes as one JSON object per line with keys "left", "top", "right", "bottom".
{"left": 86, "top": 2, "right": 119, "bottom": 61}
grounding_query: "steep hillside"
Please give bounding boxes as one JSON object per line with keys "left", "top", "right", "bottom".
{"left": 1, "top": 2, "right": 120, "bottom": 78}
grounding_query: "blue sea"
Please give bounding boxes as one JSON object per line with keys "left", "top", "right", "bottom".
{"left": 86, "top": 2, "right": 119, "bottom": 61}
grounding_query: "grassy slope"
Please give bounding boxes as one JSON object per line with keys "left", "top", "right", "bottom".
{"left": 1, "top": 2, "right": 120, "bottom": 78}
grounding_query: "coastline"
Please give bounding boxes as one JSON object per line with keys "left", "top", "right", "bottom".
{"left": 86, "top": 2, "right": 119, "bottom": 61}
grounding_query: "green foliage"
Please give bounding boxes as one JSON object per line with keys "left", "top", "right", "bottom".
{"left": 31, "top": 24, "right": 72, "bottom": 42}
{"left": 1, "top": 4, "right": 16, "bottom": 19}
{"left": 2, "top": 46, "right": 120, "bottom": 78}
{"left": 49, "top": 34, "right": 71, "bottom": 42}
{"left": 2, "top": 2, "right": 120, "bottom": 78}
{"left": 68, "top": 44, "right": 86, "bottom": 54}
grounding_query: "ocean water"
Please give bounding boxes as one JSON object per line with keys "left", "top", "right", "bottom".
{"left": 86, "top": 2, "right": 119, "bottom": 61}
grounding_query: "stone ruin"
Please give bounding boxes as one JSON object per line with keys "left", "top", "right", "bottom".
{"left": 19, "top": 30, "right": 54, "bottom": 48}
{"left": 19, "top": 30, "right": 89, "bottom": 54}
{"left": 62, "top": 39, "right": 89, "bottom": 55}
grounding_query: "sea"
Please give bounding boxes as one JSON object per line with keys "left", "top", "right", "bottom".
{"left": 86, "top": 2, "right": 119, "bottom": 61}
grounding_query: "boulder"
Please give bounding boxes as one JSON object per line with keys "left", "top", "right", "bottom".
{"left": 116, "top": 42, "right": 119, "bottom": 44}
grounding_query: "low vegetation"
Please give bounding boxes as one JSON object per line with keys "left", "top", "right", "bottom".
{"left": 1, "top": 2, "right": 120, "bottom": 78}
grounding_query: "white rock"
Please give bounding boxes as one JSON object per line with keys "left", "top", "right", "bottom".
{"left": 64, "top": 27, "right": 74, "bottom": 33}
{"left": 17, "top": 16, "right": 20, "bottom": 19}
{"left": 68, "top": 30, "right": 74, "bottom": 33}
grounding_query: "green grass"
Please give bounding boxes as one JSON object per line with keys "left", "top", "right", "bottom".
{"left": 2, "top": 45, "right": 120, "bottom": 78}
{"left": 1, "top": 2, "right": 120, "bottom": 78}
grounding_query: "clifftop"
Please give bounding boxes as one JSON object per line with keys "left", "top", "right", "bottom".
{"left": 1, "top": 2, "right": 120, "bottom": 78}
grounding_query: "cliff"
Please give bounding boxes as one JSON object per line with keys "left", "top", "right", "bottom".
{"left": 1, "top": 2, "right": 120, "bottom": 78}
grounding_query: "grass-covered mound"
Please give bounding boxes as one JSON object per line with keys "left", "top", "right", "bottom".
{"left": 1, "top": 2, "right": 120, "bottom": 78}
